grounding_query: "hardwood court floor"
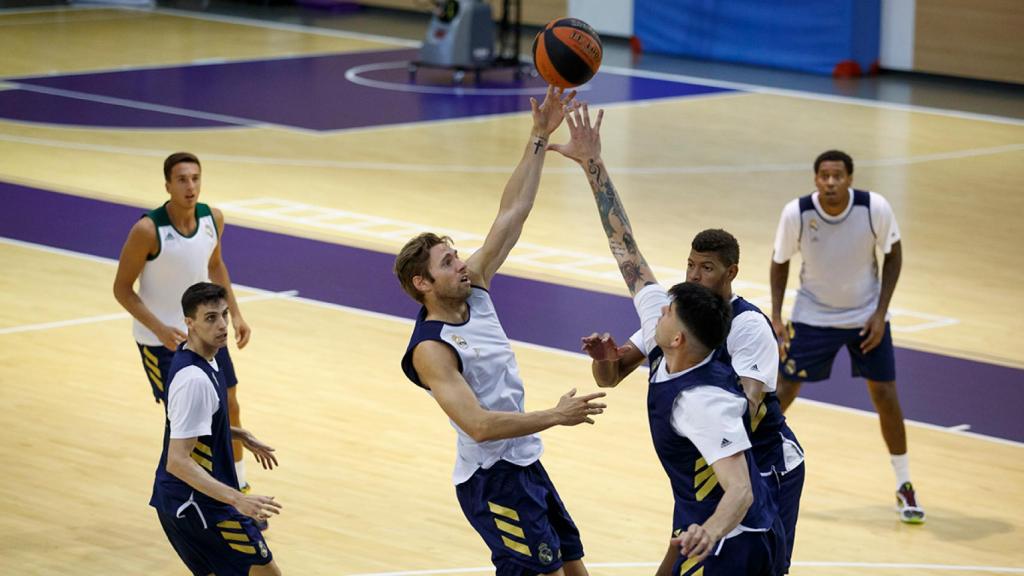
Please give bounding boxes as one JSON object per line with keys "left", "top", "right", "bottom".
{"left": 1, "top": 6, "right": 1022, "bottom": 575}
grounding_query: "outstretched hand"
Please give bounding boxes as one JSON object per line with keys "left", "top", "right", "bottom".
{"left": 581, "top": 332, "right": 625, "bottom": 362}
{"left": 548, "top": 101, "right": 603, "bottom": 165}
{"left": 235, "top": 428, "right": 278, "bottom": 470}
{"left": 553, "top": 387, "right": 607, "bottom": 425}
{"left": 531, "top": 85, "right": 578, "bottom": 138}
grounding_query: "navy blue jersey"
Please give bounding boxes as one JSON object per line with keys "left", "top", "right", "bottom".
{"left": 150, "top": 346, "right": 239, "bottom": 515}
{"left": 717, "top": 297, "right": 803, "bottom": 474}
{"left": 646, "top": 348, "right": 776, "bottom": 533}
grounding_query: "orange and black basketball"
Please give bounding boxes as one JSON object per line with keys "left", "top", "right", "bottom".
{"left": 532, "top": 18, "right": 603, "bottom": 88}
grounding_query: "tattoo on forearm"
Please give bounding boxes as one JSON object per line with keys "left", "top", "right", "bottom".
{"left": 532, "top": 136, "right": 547, "bottom": 155}
{"left": 586, "top": 159, "right": 653, "bottom": 294}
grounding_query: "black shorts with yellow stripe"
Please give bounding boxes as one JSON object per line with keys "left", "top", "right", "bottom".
{"left": 137, "top": 343, "right": 238, "bottom": 403}
{"left": 157, "top": 506, "right": 271, "bottom": 576}
{"left": 456, "top": 460, "right": 584, "bottom": 576}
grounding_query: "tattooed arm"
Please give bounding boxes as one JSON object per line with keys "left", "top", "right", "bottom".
{"left": 549, "top": 103, "right": 658, "bottom": 295}
{"left": 466, "top": 86, "right": 577, "bottom": 288}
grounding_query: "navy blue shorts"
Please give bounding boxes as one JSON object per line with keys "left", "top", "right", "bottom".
{"left": 456, "top": 460, "right": 584, "bottom": 576}
{"left": 768, "top": 463, "right": 805, "bottom": 574}
{"left": 138, "top": 344, "right": 238, "bottom": 403}
{"left": 156, "top": 505, "right": 271, "bottom": 576}
{"left": 675, "top": 517, "right": 786, "bottom": 576}
{"left": 780, "top": 321, "right": 896, "bottom": 382}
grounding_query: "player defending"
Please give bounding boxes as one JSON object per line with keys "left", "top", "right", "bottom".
{"left": 582, "top": 229, "right": 804, "bottom": 572}
{"left": 114, "top": 152, "right": 259, "bottom": 508}
{"left": 395, "top": 86, "right": 607, "bottom": 576}
{"left": 550, "top": 103, "right": 783, "bottom": 575}
{"left": 770, "top": 150, "right": 924, "bottom": 523}
{"left": 150, "top": 282, "right": 282, "bottom": 576}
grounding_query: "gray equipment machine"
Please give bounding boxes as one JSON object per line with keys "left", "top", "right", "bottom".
{"left": 410, "top": 0, "right": 527, "bottom": 83}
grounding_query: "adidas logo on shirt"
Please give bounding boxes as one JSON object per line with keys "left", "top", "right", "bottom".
{"left": 720, "top": 438, "right": 732, "bottom": 448}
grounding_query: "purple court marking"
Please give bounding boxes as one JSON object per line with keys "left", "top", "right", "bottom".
{"left": 2, "top": 180, "right": 1022, "bottom": 442}
{"left": 0, "top": 88, "right": 234, "bottom": 129}
{"left": 7, "top": 49, "right": 732, "bottom": 131}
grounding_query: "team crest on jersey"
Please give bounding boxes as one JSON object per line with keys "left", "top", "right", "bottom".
{"left": 257, "top": 540, "right": 269, "bottom": 558}
{"left": 784, "top": 359, "right": 797, "bottom": 375}
{"left": 450, "top": 334, "right": 469, "bottom": 349}
{"left": 809, "top": 218, "right": 819, "bottom": 231}
{"left": 204, "top": 222, "right": 215, "bottom": 239}
{"left": 538, "top": 542, "right": 554, "bottom": 565}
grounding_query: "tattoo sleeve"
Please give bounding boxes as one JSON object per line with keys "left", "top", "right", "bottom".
{"left": 586, "top": 159, "right": 656, "bottom": 295}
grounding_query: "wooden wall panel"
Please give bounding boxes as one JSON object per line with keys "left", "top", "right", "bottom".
{"left": 914, "top": 0, "right": 1024, "bottom": 84}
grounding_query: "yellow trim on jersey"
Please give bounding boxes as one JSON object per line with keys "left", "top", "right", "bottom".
{"left": 190, "top": 452, "right": 213, "bottom": 471}
{"left": 147, "top": 371, "right": 164, "bottom": 392}
{"left": 487, "top": 501, "right": 520, "bottom": 521}
{"left": 221, "top": 531, "right": 250, "bottom": 542}
{"left": 217, "top": 520, "right": 242, "bottom": 529}
{"left": 495, "top": 518, "right": 525, "bottom": 538}
{"left": 500, "top": 535, "right": 531, "bottom": 556}
{"left": 228, "top": 543, "right": 257, "bottom": 555}
{"left": 751, "top": 401, "right": 768, "bottom": 433}
{"left": 193, "top": 441, "right": 212, "bottom": 456}
{"left": 143, "top": 346, "right": 159, "bottom": 364}
{"left": 695, "top": 457, "right": 706, "bottom": 470}
{"left": 695, "top": 475, "right": 720, "bottom": 502}
{"left": 694, "top": 466, "right": 715, "bottom": 486}
{"left": 679, "top": 553, "right": 702, "bottom": 575}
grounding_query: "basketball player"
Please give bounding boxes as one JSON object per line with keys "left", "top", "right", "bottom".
{"left": 113, "top": 152, "right": 260, "bottom": 515}
{"left": 396, "top": 86, "right": 607, "bottom": 576}
{"left": 770, "top": 150, "right": 924, "bottom": 523}
{"left": 551, "top": 103, "right": 783, "bottom": 574}
{"left": 151, "top": 282, "right": 282, "bottom": 576}
{"left": 582, "top": 229, "right": 804, "bottom": 572}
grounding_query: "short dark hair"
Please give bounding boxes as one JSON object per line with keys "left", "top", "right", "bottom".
{"left": 181, "top": 282, "right": 227, "bottom": 318}
{"left": 667, "top": 282, "right": 732, "bottom": 351}
{"left": 814, "top": 150, "right": 853, "bottom": 175}
{"left": 691, "top": 228, "right": 740, "bottom": 267}
{"left": 164, "top": 152, "right": 201, "bottom": 182}
{"left": 394, "top": 233, "right": 453, "bottom": 303}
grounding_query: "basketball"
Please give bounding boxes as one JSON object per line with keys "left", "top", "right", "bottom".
{"left": 531, "top": 18, "right": 603, "bottom": 88}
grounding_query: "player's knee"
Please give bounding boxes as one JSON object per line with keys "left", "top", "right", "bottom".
{"left": 867, "top": 380, "right": 898, "bottom": 402}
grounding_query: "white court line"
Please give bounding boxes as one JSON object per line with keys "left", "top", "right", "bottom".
{"left": 1, "top": 235, "right": 1018, "bottom": 448}
{"left": 7, "top": 83, "right": 263, "bottom": 128}
{"left": 344, "top": 561, "right": 1024, "bottom": 575}
{"left": 153, "top": 6, "right": 419, "bottom": 48}
{"left": 0, "top": 290, "right": 299, "bottom": 336}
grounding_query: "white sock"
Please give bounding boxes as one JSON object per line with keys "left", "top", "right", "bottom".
{"left": 236, "top": 460, "right": 247, "bottom": 490}
{"left": 891, "top": 453, "right": 911, "bottom": 488}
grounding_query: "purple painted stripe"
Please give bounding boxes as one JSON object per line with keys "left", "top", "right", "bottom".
{"left": 2, "top": 180, "right": 1022, "bottom": 442}
{"left": 0, "top": 88, "right": 234, "bottom": 128}
{"left": 11, "top": 49, "right": 732, "bottom": 131}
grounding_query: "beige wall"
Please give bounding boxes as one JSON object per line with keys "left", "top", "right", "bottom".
{"left": 914, "top": 0, "right": 1024, "bottom": 84}
{"left": 357, "top": 0, "right": 567, "bottom": 27}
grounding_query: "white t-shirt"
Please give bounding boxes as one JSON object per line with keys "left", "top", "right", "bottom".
{"left": 166, "top": 357, "right": 220, "bottom": 439}
{"left": 772, "top": 189, "right": 901, "bottom": 328}
{"left": 630, "top": 294, "right": 778, "bottom": 394}
{"left": 633, "top": 284, "right": 750, "bottom": 466}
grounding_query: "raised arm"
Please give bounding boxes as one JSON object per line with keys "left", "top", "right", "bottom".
{"left": 549, "top": 103, "right": 657, "bottom": 295}
{"left": 581, "top": 332, "right": 645, "bottom": 388}
{"left": 207, "top": 208, "right": 251, "bottom": 348}
{"left": 466, "top": 86, "right": 576, "bottom": 288}
{"left": 413, "top": 341, "right": 606, "bottom": 442}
